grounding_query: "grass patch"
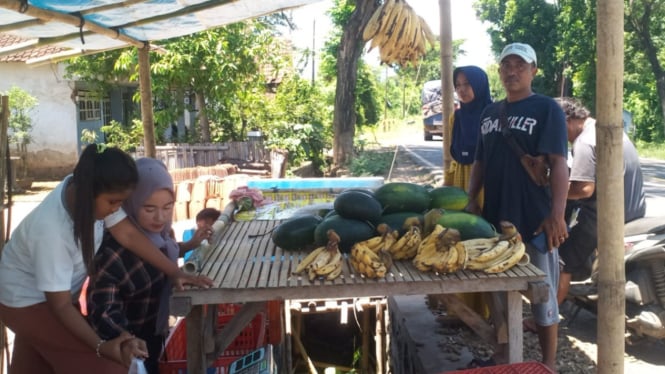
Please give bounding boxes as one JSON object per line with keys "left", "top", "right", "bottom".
{"left": 349, "top": 150, "right": 394, "bottom": 176}
{"left": 635, "top": 140, "right": 665, "bottom": 160}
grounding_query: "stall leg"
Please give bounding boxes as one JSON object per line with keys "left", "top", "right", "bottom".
{"left": 187, "top": 305, "right": 206, "bottom": 374}
{"left": 375, "top": 299, "right": 384, "bottom": 374}
{"left": 361, "top": 306, "right": 369, "bottom": 373}
{"left": 506, "top": 291, "right": 523, "bottom": 363}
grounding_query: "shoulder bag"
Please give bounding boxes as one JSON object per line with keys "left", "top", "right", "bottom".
{"left": 499, "top": 100, "right": 551, "bottom": 187}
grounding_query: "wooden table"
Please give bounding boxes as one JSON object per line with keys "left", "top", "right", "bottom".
{"left": 171, "top": 220, "right": 547, "bottom": 373}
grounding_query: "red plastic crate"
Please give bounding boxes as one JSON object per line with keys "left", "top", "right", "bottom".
{"left": 445, "top": 362, "right": 553, "bottom": 374}
{"left": 159, "top": 304, "right": 267, "bottom": 374}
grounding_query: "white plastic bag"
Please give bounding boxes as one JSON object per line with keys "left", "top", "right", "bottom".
{"left": 128, "top": 358, "right": 148, "bottom": 374}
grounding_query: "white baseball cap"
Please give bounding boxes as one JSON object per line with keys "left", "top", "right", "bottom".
{"left": 500, "top": 43, "right": 537, "bottom": 66}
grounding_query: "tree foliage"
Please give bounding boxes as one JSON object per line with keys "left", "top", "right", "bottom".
{"left": 475, "top": 0, "right": 665, "bottom": 142}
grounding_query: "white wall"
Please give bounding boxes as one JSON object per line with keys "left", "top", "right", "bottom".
{"left": 0, "top": 62, "right": 79, "bottom": 179}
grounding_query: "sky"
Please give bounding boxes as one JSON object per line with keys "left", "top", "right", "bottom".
{"left": 284, "top": 0, "right": 494, "bottom": 74}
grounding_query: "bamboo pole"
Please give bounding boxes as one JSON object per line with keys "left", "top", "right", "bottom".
{"left": 0, "top": 0, "right": 145, "bottom": 48}
{"left": 0, "top": 96, "right": 8, "bottom": 374}
{"left": 439, "top": 0, "right": 454, "bottom": 186}
{"left": 595, "top": 1, "right": 625, "bottom": 373}
{"left": 137, "top": 45, "right": 156, "bottom": 158}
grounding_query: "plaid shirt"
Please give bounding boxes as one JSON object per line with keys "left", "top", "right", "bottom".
{"left": 87, "top": 233, "right": 167, "bottom": 339}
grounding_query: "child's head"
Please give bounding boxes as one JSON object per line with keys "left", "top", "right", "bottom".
{"left": 196, "top": 208, "right": 221, "bottom": 228}
{"left": 124, "top": 158, "right": 175, "bottom": 236}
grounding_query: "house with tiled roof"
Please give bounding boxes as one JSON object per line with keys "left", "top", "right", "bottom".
{"left": 1, "top": 33, "right": 138, "bottom": 179}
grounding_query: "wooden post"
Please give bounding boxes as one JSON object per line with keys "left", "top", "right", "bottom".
{"left": 596, "top": 1, "right": 625, "bottom": 373}
{"left": 138, "top": 44, "right": 156, "bottom": 158}
{"left": 361, "top": 306, "right": 369, "bottom": 373}
{"left": 0, "top": 95, "right": 8, "bottom": 374}
{"left": 439, "top": 0, "right": 454, "bottom": 185}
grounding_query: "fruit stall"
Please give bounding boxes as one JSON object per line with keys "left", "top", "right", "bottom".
{"left": 169, "top": 178, "right": 549, "bottom": 373}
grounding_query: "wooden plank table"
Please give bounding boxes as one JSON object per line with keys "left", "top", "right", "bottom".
{"left": 171, "top": 220, "right": 547, "bottom": 373}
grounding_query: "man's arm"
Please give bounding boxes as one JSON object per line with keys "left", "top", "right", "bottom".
{"left": 109, "top": 218, "right": 213, "bottom": 289}
{"left": 543, "top": 153, "right": 570, "bottom": 249}
{"left": 568, "top": 181, "right": 595, "bottom": 200}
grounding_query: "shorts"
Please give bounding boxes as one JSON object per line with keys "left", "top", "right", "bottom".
{"left": 526, "top": 242, "right": 560, "bottom": 327}
{"left": 558, "top": 205, "right": 597, "bottom": 276}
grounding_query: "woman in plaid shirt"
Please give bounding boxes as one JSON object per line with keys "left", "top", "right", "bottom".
{"left": 87, "top": 157, "right": 211, "bottom": 373}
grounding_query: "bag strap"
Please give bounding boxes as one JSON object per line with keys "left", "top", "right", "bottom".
{"left": 499, "top": 100, "right": 526, "bottom": 158}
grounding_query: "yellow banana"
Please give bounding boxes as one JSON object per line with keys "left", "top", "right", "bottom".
{"left": 461, "top": 236, "right": 501, "bottom": 251}
{"left": 363, "top": 0, "right": 389, "bottom": 41}
{"left": 484, "top": 241, "right": 527, "bottom": 274}
{"left": 455, "top": 242, "right": 468, "bottom": 270}
{"left": 326, "top": 263, "right": 343, "bottom": 280}
{"left": 293, "top": 246, "right": 325, "bottom": 274}
{"left": 418, "top": 15, "right": 436, "bottom": 47}
{"left": 470, "top": 240, "right": 511, "bottom": 263}
{"left": 315, "top": 249, "right": 342, "bottom": 275}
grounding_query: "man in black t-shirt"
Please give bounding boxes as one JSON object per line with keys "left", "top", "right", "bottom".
{"left": 467, "top": 43, "right": 569, "bottom": 372}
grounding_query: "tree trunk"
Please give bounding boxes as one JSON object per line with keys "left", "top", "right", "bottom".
{"left": 332, "top": 0, "right": 378, "bottom": 167}
{"left": 596, "top": 1, "right": 625, "bottom": 373}
{"left": 195, "top": 91, "right": 210, "bottom": 143}
{"left": 138, "top": 45, "right": 156, "bottom": 158}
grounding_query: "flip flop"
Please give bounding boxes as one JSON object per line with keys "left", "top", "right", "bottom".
{"left": 523, "top": 317, "right": 538, "bottom": 333}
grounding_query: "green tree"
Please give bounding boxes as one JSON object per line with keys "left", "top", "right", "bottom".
{"left": 320, "top": 0, "right": 380, "bottom": 166}
{"left": 474, "top": 0, "right": 561, "bottom": 97}
{"left": 4, "top": 86, "right": 38, "bottom": 178}
{"left": 625, "top": 0, "right": 665, "bottom": 140}
{"left": 66, "top": 19, "right": 288, "bottom": 144}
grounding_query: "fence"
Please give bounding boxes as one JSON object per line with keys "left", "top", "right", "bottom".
{"left": 134, "top": 140, "right": 268, "bottom": 170}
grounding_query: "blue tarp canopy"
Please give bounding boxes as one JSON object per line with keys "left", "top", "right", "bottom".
{"left": 0, "top": 0, "right": 321, "bottom": 63}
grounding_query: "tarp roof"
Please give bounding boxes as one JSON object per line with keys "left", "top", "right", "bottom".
{"left": 0, "top": 0, "right": 321, "bottom": 64}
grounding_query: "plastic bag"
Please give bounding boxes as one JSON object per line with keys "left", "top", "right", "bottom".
{"left": 128, "top": 358, "right": 148, "bottom": 374}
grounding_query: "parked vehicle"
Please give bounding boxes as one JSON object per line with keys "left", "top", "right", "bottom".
{"left": 566, "top": 215, "right": 665, "bottom": 344}
{"left": 421, "top": 80, "right": 443, "bottom": 141}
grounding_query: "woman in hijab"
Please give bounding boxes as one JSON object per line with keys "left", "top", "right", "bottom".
{"left": 446, "top": 65, "right": 493, "bottom": 192}
{"left": 86, "top": 158, "right": 210, "bottom": 373}
{"left": 445, "top": 65, "right": 492, "bottom": 319}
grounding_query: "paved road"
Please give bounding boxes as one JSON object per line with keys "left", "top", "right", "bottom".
{"left": 400, "top": 136, "right": 665, "bottom": 217}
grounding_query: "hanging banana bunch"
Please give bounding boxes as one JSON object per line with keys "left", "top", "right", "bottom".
{"left": 362, "top": 0, "right": 437, "bottom": 67}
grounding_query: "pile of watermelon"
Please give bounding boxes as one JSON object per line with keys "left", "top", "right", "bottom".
{"left": 271, "top": 182, "right": 496, "bottom": 253}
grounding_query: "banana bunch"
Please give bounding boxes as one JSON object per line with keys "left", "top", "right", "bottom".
{"left": 465, "top": 221, "right": 529, "bottom": 273}
{"left": 350, "top": 243, "right": 393, "bottom": 279}
{"left": 413, "top": 225, "right": 464, "bottom": 273}
{"left": 362, "top": 0, "right": 437, "bottom": 67}
{"left": 293, "top": 229, "right": 343, "bottom": 281}
{"left": 388, "top": 217, "right": 422, "bottom": 260}
{"left": 353, "top": 223, "right": 399, "bottom": 254}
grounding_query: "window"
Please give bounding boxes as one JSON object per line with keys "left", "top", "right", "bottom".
{"left": 78, "top": 91, "right": 106, "bottom": 121}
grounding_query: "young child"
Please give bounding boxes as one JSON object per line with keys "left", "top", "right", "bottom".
{"left": 181, "top": 207, "right": 221, "bottom": 260}
{"left": 87, "top": 158, "right": 210, "bottom": 373}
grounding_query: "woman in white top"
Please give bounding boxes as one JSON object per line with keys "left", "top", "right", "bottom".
{"left": 0, "top": 144, "right": 211, "bottom": 373}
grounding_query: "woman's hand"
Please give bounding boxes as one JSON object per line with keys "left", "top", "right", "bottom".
{"left": 171, "top": 269, "right": 213, "bottom": 290}
{"left": 101, "top": 331, "right": 147, "bottom": 367}
{"left": 120, "top": 336, "right": 149, "bottom": 366}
